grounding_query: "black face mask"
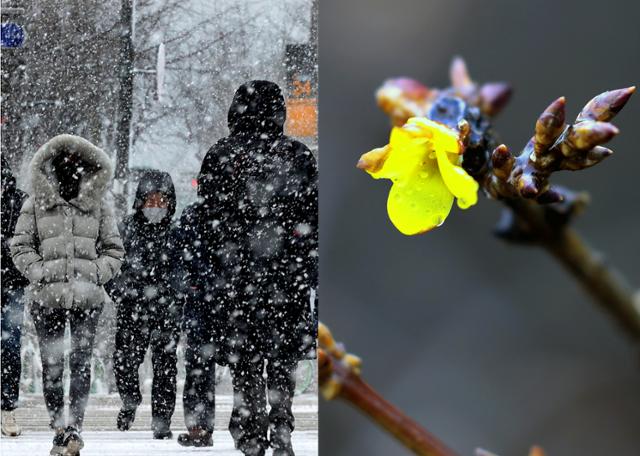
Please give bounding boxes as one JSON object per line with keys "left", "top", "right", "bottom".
{"left": 53, "top": 153, "right": 86, "bottom": 201}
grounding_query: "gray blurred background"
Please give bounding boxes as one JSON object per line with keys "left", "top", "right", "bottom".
{"left": 319, "top": 0, "right": 640, "bottom": 455}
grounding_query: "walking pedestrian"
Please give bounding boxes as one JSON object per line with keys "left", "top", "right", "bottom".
{"left": 10, "top": 134, "right": 125, "bottom": 455}
{"left": 107, "top": 170, "right": 181, "bottom": 439}
{"left": 198, "top": 80, "right": 318, "bottom": 456}
{"left": 172, "top": 171, "right": 233, "bottom": 448}
{"left": 1, "top": 156, "right": 29, "bottom": 437}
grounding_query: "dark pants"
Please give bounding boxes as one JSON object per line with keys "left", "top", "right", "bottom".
{"left": 229, "top": 357, "right": 297, "bottom": 452}
{"left": 1, "top": 289, "right": 24, "bottom": 411}
{"left": 30, "top": 304, "right": 102, "bottom": 430}
{"left": 182, "top": 306, "right": 217, "bottom": 433}
{"left": 113, "top": 302, "right": 180, "bottom": 427}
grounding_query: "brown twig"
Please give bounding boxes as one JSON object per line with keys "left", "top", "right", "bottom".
{"left": 504, "top": 198, "right": 640, "bottom": 339}
{"left": 320, "top": 323, "right": 556, "bottom": 456}
{"left": 318, "top": 324, "right": 458, "bottom": 456}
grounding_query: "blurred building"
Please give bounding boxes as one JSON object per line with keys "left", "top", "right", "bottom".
{"left": 284, "top": 43, "right": 318, "bottom": 144}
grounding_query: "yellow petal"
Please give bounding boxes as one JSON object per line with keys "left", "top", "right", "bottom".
{"left": 435, "top": 148, "right": 479, "bottom": 209}
{"left": 406, "top": 118, "right": 461, "bottom": 154}
{"left": 359, "top": 126, "right": 429, "bottom": 180}
{"left": 387, "top": 159, "right": 454, "bottom": 235}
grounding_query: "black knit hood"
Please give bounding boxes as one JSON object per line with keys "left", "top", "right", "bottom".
{"left": 227, "top": 80, "right": 286, "bottom": 139}
{"left": 132, "top": 169, "right": 176, "bottom": 223}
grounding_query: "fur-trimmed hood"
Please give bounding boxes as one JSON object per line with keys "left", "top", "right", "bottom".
{"left": 30, "top": 134, "right": 113, "bottom": 213}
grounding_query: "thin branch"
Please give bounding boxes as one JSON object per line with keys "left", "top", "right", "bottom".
{"left": 505, "top": 198, "right": 640, "bottom": 339}
{"left": 319, "top": 324, "right": 458, "bottom": 456}
{"left": 135, "top": 0, "right": 267, "bottom": 54}
{"left": 165, "top": 14, "right": 263, "bottom": 65}
{"left": 320, "top": 323, "right": 558, "bottom": 456}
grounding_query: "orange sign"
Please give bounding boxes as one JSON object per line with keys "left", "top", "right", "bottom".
{"left": 292, "top": 79, "right": 313, "bottom": 98}
{"left": 285, "top": 97, "right": 317, "bottom": 138}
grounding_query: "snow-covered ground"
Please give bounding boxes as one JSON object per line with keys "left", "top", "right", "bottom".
{"left": 1, "top": 430, "right": 319, "bottom": 455}
{"left": 1, "top": 394, "right": 318, "bottom": 455}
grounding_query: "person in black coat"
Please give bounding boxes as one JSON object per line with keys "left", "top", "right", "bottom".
{"left": 107, "top": 170, "right": 181, "bottom": 439}
{"left": 177, "top": 80, "right": 318, "bottom": 455}
{"left": 172, "top": 156, "right": 236, "bottom": 448}
{"left": 1, "top": 157, "right": 29, "bottom": 437}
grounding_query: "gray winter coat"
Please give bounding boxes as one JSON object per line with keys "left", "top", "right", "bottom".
{"left": 10, "top": 134, "right": 125, "bottom": 309}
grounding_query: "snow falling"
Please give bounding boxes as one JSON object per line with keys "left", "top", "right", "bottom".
{"left": 1, "top": 1, "right": 318, "bottom": 455}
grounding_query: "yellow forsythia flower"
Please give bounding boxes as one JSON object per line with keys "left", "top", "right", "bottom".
{"left": 357, "top": 118, "right": 479, "bottom": 235}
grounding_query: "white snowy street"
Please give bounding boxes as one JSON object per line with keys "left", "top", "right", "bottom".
{"left": 0, "top": 393, "right": 318, "bottom": 455}
{"left": 1, "top": 430, "right": 319, "bottom": 455}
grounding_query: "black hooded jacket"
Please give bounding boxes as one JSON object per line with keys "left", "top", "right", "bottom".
{"left": 1, "top": 157, "right": 29, "bottom": 294}
{"left": 176, "top": 80, "right": 318, "bottom": 362}
{"left": 106, "top": 170, "right": 178, "bottom": 308}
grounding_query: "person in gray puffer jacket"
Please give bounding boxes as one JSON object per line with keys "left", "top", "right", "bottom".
{"left": 10, "top": 134, "right": 124, "bottom": 456}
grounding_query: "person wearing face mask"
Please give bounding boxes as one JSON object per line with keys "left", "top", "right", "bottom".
{"left": 105, "top": 169, "right": 180, "bottom": 440}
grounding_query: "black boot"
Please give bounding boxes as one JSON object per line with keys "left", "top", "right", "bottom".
{"left": 240, "top": 446, "right": 266, "bottom": 456}
{"left": 62, "top": 426, "right": 84, "bottom": 456}
{"left": 238, "top": 437, "right": 268, "bottom": 456}
{"left": 152, "top": 419, "right": 173, "bottom": 440}
{"left": 177, "top": 427, "right": 213, "bottom": 447}
{"left": 49, "top": 428, "right": 66, "bottom": 456}
{"left": 271, "top": 425, "right": 295, "bottom": 456}
{"left": 117, "top": 407, "right": 136, "bottom": 431}
{"left": 274, "top": 449, "right": 295, "bottom": 456}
